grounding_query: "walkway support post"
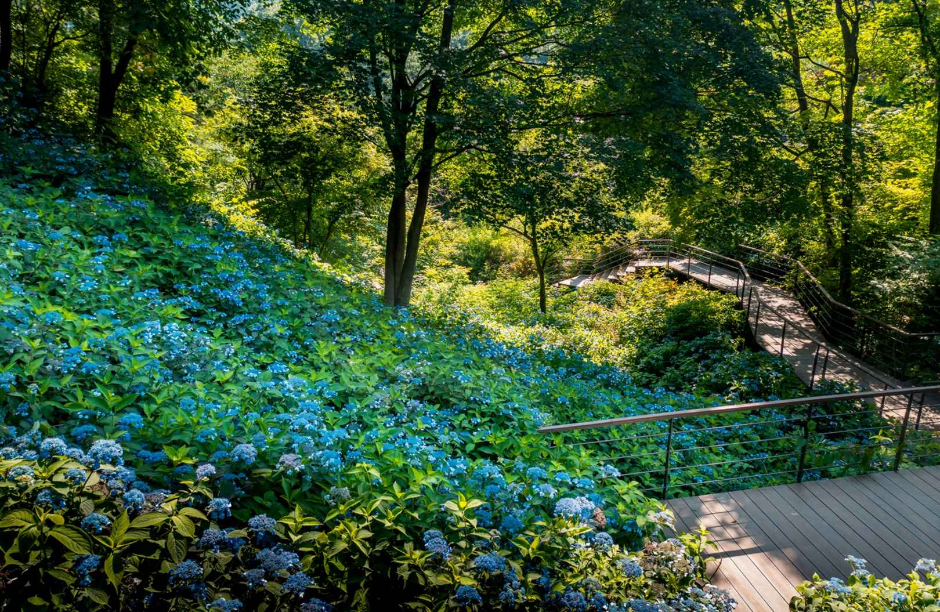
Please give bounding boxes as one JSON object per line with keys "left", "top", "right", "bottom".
{"left": 662, "top": 419, "right": 675, "bottom": 499}
{"left": 809, "top": 344, "right": 821, "bottom": 390}
{"left": 796, "top": 406, "right": 813, "bottom": 483}
{"left": 780, "top": 321, "right": 787, "bottom": 356}
{"left": 894, "top": 393, "right": 915, "bottom": 471}
{"left": 754, "top": 301, "right": 762, "bottom": 338}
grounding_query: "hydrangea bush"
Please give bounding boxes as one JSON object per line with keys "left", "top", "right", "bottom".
{"left": 0, "top": 175, "right": 747, "bottom": 609}
{"left": 791, "top": 557, "right": 940, "bottom": 611}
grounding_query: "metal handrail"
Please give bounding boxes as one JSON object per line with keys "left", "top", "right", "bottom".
{"left": 538, "top": 385, "right": 940, "bottom": 434}
{"left": 556, "top": 238, "right": 938, "bottom": 384}
{"left": 539, "top": 385, "right": 940, "bottom": 499}
{"left": 737, "top": 245, "right": 939, "bottom": 339}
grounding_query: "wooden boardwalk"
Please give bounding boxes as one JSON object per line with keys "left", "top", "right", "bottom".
{"left": 667, "top": 466, "right": 940, "bottom": 611}
{"left": 560, "top": 255, "right": 932, "bottom": 420}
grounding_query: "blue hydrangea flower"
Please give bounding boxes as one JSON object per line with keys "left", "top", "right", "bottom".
{"left": 122, "top": 489, "right": 146, "bottom": 511}
{"left": 916, "top": 558, "right": 936, "bottom": 574}
{"left": 81, "top": 513, "right": 112, "bottom": 534}
{"left": 593, "top": 532, "right": 614, "bottom": 550}
{"left": 208, "top": 599, "right": 243, "bottom": 612}
{"left": 248, "top": 514, "right": 277, "bottom": 534}
{"left": 620, "top": 558, "right": 643, "bottom": 578}
{"left": 39, "top": 437, "right": 68, "bottom": 458}
{"left": 472, "top": 553, "right": 506, "bottom": 574}
{"left": 207, "top": 497, "right": 232, "bottom": 520}
{"left": 243, "top": 568, "right": 267, "bottom": 588}
{"left": 454, "top": 585, "right": 482, "bottom": 606}
{"left": 36, "top": 488, "right": 66, "bottom": 509}
{"left": 88, "top": 439, "right": 123, "bottom": 468}
{"left": 277, "top": 453, "right": 303, "bottom": 473}
{"left": 230, "top": 443, "right": 257, "bottom": 465}
{"left": 256, "top": 547, "right": 300, "bottom": 574}
{"left": 195, "top": 464, "right": 216, "bottom": 480}
{"left": 169, "top": 560, "right": 203, "bottom": 584}
{"left": 300, "top": 600, "right": 334, "bottom": 612}
{"left": 283, "top": 572, "right": 312, "bottom": 596}
{"left": 72, "top": 554, "right": 101, "bottom": 586}
{"left": 499, "top": 515, "right": 524, "bottom": 536}
{"left": 554, "top": 497, "right": 596, "bottom": 522}
{"left": 118, "top": 413, "right": 144, "bottom": 430}
{"left": 423, "top": 530, "right": 451, "bottom": 561}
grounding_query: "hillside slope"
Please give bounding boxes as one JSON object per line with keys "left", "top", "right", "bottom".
{"left": 0, "top": 180, "right": 736, "bottom": 610}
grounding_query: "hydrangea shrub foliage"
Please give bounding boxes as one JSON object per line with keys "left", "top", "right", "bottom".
{"left": 0, "top": 181, "right": 742, "bottom": 610}
{"left": 791, "top": 557, "right": 940, "bottom": 611}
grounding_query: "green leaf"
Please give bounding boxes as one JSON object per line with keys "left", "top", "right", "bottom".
{"left": 131, "top": 512, "right": 169, "bottom": 529}
{"left": 49, "top": 526, "right": 93, "bottom": 554}
{"left": 170, "top": 515, "right": 196, "bottom": 538}
{"left": 111, "top": 511, "right": 129, "bottom": 543}
{"left": 0, "top": 510, "right": 35, "bottom": 529}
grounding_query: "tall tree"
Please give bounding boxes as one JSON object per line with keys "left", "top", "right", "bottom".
{"left": 451, "top": 132, "right": 613, "bottom": 312}
{"left": 0, "top": 0, "right": 11, "bottom": 73}
{"left": 91, "top": 0, "right": 245, "bottom": 137}
{"left": 296, "top": 0, "right": 581, "bottom": 307}
{"left": 909, "top": 0, "right": 940, "bottom": 234}
{"left": 833, "top": 0, "right": 862, "bottom": 299}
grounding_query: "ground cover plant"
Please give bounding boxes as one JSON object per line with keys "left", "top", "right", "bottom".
{"left": 0, "top": 165, "right": 743, "bottom": 609}
{"left": 791, "top": 557, "right": 940, "bottom": 611}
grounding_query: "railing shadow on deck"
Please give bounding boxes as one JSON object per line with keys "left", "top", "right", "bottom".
{"left": 539, "top": 385, "right": 940, "bottom": 500}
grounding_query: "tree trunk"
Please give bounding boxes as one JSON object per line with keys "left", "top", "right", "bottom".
{"left": 930, "top": 84, "right": 940, "bottom": 234}
{"left": 303, "top": 193, "right": 313, "bottom": 248}
{"left": 0, "top": 0, "right": 11, "bottom": 74}
{"left": 319, "top": 215, "right": 339, "bottom": 257}
{"left": 383, "top": 165, "right": 409, "bottom": 306}
{"left": 384, "top": 0, "right": 456, "bottom": 308}
{"left": 94, "top": 0, "right": 137, "bottom": 139}
{"left": 530, "top": 237, "right": 547, "bottom": 313}
{"left": 834, "top": 0, "right": 859, "bottom": 301}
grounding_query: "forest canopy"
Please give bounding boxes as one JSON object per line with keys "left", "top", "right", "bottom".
{"left": 2, "top": 0, "right": 939, "bottom": 321}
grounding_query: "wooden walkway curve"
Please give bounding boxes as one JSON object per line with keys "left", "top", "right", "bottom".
{"left": 557, "top": 248, "right": 939, "bottom": 423}
{"left": 667, "top": 466, "right": 940, "bottom": 611}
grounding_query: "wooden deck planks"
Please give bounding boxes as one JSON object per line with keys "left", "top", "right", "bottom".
{"left": 667, "top": 467, "right": 940, "bottom": 612}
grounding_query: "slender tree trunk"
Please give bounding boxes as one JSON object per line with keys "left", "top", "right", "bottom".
{"left": 94, "top": 0, "right": 137, "bottom": 138}
{"left": 0, "top": 0, "right": 11, "bottom": 74}
{"left": 383, "top": 161, "right": 409, "bottom": 306}
{"left": 781, "top": 0, "right": 836, "bottom": 259}
{"left": 319, "top": 215, "right": 339, "bottom": 257}
{"left": 529, "top": 235, "right": 547, "bottom": 313}
{"left": 385, "top": 0, "right": 456, "bottom": 308}
{"left": 834, "top": 0, "right": 859, "bottom": 301}
{"left": 931, "top": 84, "right": 940, "bottom": 234}
{"left": 303, "top": 193, "right": 313, "bottom": 248}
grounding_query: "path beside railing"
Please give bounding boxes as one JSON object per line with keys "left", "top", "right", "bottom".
{"left": 669, "top": 467, "right": 940, "bottom": 611}
{"left": 553, "top": 240, "right": 936, "bottom": 420}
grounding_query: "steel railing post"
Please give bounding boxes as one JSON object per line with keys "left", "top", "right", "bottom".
{"left": 880, "top": 382, "right": 889, "bottom": 418}
{"left": 707, "top": 262, "right": 713, "bottom": 286}
{"left": 819, "top": 349, "right": 830, "bottom": 383}
{"left": 662, "top": 419, "right": 675, "bottom": 499}
{"left": 796, "top": 405, "right": 813, "bottom": 483}
{"left": 687, "top": 251, "right": 692, "bottom": 275}
{"left": 780, "top": 320, "right": 787, "bottom": 356}
{"left": 746, "top": 286, "right": 754, "bottom": 321}
{"left": 809, "top": 344, "right": 821, "bottom": 391}
{"left": 754, "top": 301, "right": 762, "bottom": 338}
{"left": 915, "top": 392, "right": 926, "bottom": 431}
{"left": 893, "top": 393, "right": 915, "bottom": 471}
